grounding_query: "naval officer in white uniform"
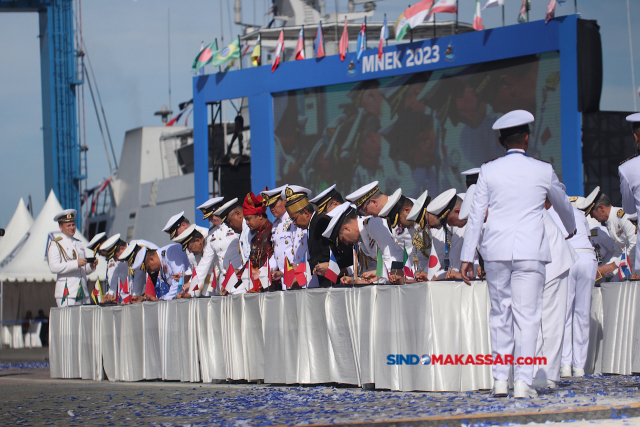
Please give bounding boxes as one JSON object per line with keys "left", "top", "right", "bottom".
{"left": 619, "top": 112, "right": 640, "bottom": 273}
{"left": 460, "top": 110, "right": 576, "bottom": 399}
{"left": 47, "top": 209, "right": 97, "bottom": 306}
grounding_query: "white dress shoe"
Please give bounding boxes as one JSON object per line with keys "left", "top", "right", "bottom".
{"left": 573, "top": 367, "right": 585, "bottom": 377}
{"left": 532, "top": 377, "right": 557, "bottom": 389}
{"left": 514, "top": 380, "right": 538, "bottom": 398}
{"left": 560, "top": 365, "right": 572, "bottom": 377}
{"left": 492, "top": 380, "right": 508, "bottom": 397}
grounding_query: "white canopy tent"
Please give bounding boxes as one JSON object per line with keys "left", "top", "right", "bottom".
{"left": 0, "top": 190, "right": 107, "bottom": 282}
{"left": 0, "top": 198, "right": 33, "bottom": 263}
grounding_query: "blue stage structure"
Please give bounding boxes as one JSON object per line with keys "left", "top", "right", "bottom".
{"left": 192, "top": 15, "right": 583, "bottom": 229}
{"left": 1, "top": 0, "right": 82, "bottom": 223}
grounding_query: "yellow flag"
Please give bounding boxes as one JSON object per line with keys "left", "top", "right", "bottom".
{"left": 251, "top": 35, "right": 261, "bottom": 67}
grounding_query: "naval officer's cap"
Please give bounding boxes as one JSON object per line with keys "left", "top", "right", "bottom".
{"left": 427, "top": 189, "right": 458, "bottom": 226}
{"left": 378, "top": 188, "right": 407, "bottom": 232}
{"left": 54, "top": 209, "right": 77, "bottom": 223}
{"left": 101, "top": 234, "right": 124, "bottom": 260}
{"left": 131, "top": 240, "right": 160, "bottom": 271}
{"left": 346, "top": 181, "right": 379, "bottom": 212}
{"left": 213, "top": 198, "right": 240, "bottom": 223}
{"left": 626, "top": 112, "right": 640, "bottom": 132}
{"left": 87, "top": 232, "right": 107, "bottom": 252}
{"left": 492, "top": 110, "right": 534, "bottom": 139}
{"left": 173, "top": 224, "right": 200, "bottom": 251}
{"left": 283, "top": 185, "right": 311, "bottom": 215}
{"left": 461, "top": 168, "right": 480, "bottom": 187}
{"left": 321, "top": 202, "right": 356, "bottom": 245}
{"left": 458, "top": 185, "right": 477, "bottom": 221}
{"left": 197, "top": 197, "right": 224, "bottom": 220}
{"left": 163, "top": 212, "right": 188, "bottom": 239}
{"left": 261, "top": 185, "right": 288, "bottom": 208}
{"left": 569, "top": 196, "right": 585, "bottom": 209}
{"left": 576, "top": 186, "right": 602, "bottom": 216}
{"left": 310, "top": 184, "right": 338, "bottom": 215}
{"left": 406, "top": 190, "right": 432, "bottom": 226}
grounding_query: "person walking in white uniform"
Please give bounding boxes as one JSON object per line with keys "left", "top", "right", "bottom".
{"left": 460, "top": 110, "right": 576, "bottom": 399}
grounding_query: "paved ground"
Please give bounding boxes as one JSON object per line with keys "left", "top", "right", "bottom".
{"left": 3, "top": 348, "right": 640, "bottom": 426}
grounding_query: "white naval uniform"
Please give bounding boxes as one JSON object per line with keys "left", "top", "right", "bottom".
{"left": 589, "top": 222, "right": 616, "bottom": 280}
{"left": 603, "top": 207, "right": 637, "bottom": 275}
{"left": 534, "top": 211, "right": 578, "bottom": 382}
{"left": 549, "top": 207, "right": 598, "bottom": 370}
{"left": 48, "top": 234, "right": 96, "bottom": 306}
{"left": 228, "top": 222, "right": 253, "bottom": 294}
{"left": 408, "top": 224, "right": 433, "bottom": 274}
{"left": 269, "top": 212, "right": 308, "bottom": 290}
{"left": 619, "top": 154, "right": 640, "bottom": 271}
{"left": 191, "top": 222, "right": 242, "bottom": 296}
{"left": 156, "top": 244, "right": 191, "bottom": 300}
{"left": 461, "top": 149, "right": 576, "bottom": 385}
{"left": 108, "top": 260, "right": 128, "bottom": 296}
{"left": 185, "top": 225, "right": 211, "bottom": 274}
{"left": 106, "top": 258, "right": 117, "bottom": 286}
{"left": 358, "top": 216, "right": 403, "bottom": 283}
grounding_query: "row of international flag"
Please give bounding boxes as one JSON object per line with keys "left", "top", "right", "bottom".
{"left": 191, "top": 0, "right": 563, "bottom": 75}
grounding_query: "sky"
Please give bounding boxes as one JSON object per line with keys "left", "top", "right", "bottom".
{"left": 0, "top": 0, "right": 639, "bottom": 228}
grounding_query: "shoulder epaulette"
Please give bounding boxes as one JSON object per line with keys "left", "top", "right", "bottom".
{"left": 569, "top": 196, "right": 579, "bottom": 202}
{"left": 617, "top": 209, "right": 625, "bottom": 218}
{"left": 53, "top": 236, "right": 63, "bottom": 242}
{"left": 482, "top": 158, "right": 499, "bottom": 165}
{"left": 162, "top": 250, "right": 166, "bottom": 257}
{"left": 590, "top": 229, "right": 598, "bottom": 237}
{"left": 620, "top": 154, "right": 639, "bottom": 166}
{"left": 363, "top": 218, "right": 370, "bottom": 225}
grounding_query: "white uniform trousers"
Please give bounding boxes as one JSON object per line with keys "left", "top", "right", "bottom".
{"left": 562, "top": 251, "right": 598, "bottom": 369}
{"left": 484, "top": 259, "right": 546, "bottom": 385}
{"left": 534, "top": 271, "right": 569, "bottom": 381}
{"left": 55, "top": 296, "right": 90, "bottom": 307}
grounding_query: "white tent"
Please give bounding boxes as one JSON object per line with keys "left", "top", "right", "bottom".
{"left": 0, "top": 190, "right": 107, "bottom": 282}
{"left": 0, "top": 198, "right": 33, "bottom": 263}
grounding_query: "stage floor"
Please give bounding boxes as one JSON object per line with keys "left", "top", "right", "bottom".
{"left": 3, "top": 362, "right": 640, "bottom": 426}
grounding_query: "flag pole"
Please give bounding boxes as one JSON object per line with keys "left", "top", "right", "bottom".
{"left": 364, "top": 16, "right": 367, "bottom": 50}
{"left": 216, "top": 38, "right": 222, "bottom": 73}
{"left": 574, "top": 0, "right": 578, "bottom": 13}
{"left": 334, "top": 0, "right": 339, "bottom": 51}
{"left": 238, "top": 35, "right": 243, "bottom": 69}
{"left": 385, "top": 13, "right": 388, "bottom": 47}
{"left": 502, "top": 5, "right": 505, "bottom": 26}
{"left": 455, "top": 1, "right": 459, "bottom": 34}
{"left": 433, "top": 13, "right": 436, "bottom": 38}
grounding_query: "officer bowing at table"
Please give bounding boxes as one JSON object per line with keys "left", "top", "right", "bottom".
{"left": 460, "top": 110, "right": 576, "bottom": 399}
{"left": 98, "top": 234, "right": 127, "bottom": 302}
{"left": 577, "top": 187, "right": 637, "bottom": 281}
{"left": 133, "top": 240, "right": 190, "bottom": 301}
{"left": 322, "top": 202, "right": 403, "bottom": 284}
{"left": 173, "top": 225, "right": 209, "bottom": 298}
{"left": 48, "top": 209, "right": 97, "bottom": 306}
{"left": 263, "top": 185, "right": 307, "bottom": 289}
{"left": 213, "top": 198, "right": 251, "bottom": 294}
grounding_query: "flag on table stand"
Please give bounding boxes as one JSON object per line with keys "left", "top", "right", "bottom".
{"left": 272, "top": 29, "right": 285, "bottom": 72}
{"left": 403, "top": 246, "right": 415, "bottom": 279}
{"left": 482, "top": 0, "right": 503, "bottom": 9}
{"left": 211, "top": 38, "right": 241, "bottom": 67}
{"left": 192, "top": 39, "right": 219, "bottom": 73}
{"left": 395, "top": 0, "right": 434, "bottom": 41}
{"left": 221, "top": 262, "right": 239, "bottom": 291}
{"left": 314, "top": 21, "right": 325, "bottom": 58}
{"left": 76, "top": 282, "right": 86, "bottom": 301}
{"left": 376, "top": 248, "right": 383, "bottom": 277}
{"left": 118, "top": 278, "right": 131, "bottom": 304}
{"left": 545, "top": 0, "right": 556, "bottom": 23}
{"left": 251, "top": 34, "right": 262, "bottom": 66}
{"left": 145, "top": 273, "right": 157, "bottom": 298}
{"left": 155, "top": 276, "right": 170, "bottom": 298}
{"left": 294, "top": 255, "right": 309, "bottom": 287}
{"left": 283, "top": 257, "right": 296, "bottom": 288}
{"left": 325, "top": 249, "right": 340, "bottom": 284}
{"left": 61, "top": 280, "right": 69, "bottom": 305}
{"left": 356, "top": 18, "right": 366, "bottom": 62}
{"left": 176, "top": 269, "right": 185, "bottom": 294}
{"left": 472, "top": 0, "right": 484, "bottom": 31}
{"left": 619, "top": 248, "right": 633, "bottom": 280}
{"left": 378, "top": 14, "right": 388, "bottom": 60}
{"left": 294, "top": 27, "right": 305, "bottom": 60}
{"left": 258, "top": 260, "right": 269, "bottom": 290}
{"left": 339, "top": 16, "right": 349, "bottom": 61}
{"left": 426, "top": 247, "right": 441, "bottom": 281}
{"left": 91, "top": 279, "right": 103, "bottom": 304}
{"left": 190, "top": 266, "right": 199, "bottom": 293}
{"left": 518, "top": 0, "right": 530, "bottom": 23}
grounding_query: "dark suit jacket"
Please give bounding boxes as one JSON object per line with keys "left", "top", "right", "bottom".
{"left": 308, "top": 213, "right": 334, "bottom": 288}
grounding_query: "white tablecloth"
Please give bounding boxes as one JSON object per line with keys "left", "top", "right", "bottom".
{"left": 49, "top": 280, "right": 603, "bottom": 391}
{"left": 600, "top": 281, "right": 640, "bottom": 375}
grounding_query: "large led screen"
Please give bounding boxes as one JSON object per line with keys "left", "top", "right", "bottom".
{"left": 273, "top": 52, "right": 562, "bottom": 198}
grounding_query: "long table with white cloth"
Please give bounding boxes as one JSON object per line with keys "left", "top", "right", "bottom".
{"left": 49, "top": 280, "right": 613, "bottom": 391}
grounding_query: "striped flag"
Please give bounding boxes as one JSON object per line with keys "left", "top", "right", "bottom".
{"left": 272, "top": 29, "right": 284, "bottom": 72}
{"left": 395, "top": 0, "right": 434, "bottom": 41}
{"left": 518, "top": 0, "right": 530, "bottom": 23}
{"left": 339, "top": 16, "right": 349, "bottom": 61}
{"left": 472, "top": 0, "right": 484, "bottom": 31}
{"left": 314, "top": 21, "right": 325, "bottom": 58}
{"left": 403, "top": 246, "right": 415, "bottom": 279}
{"left": 545, "top": 0, "right": 556, "bottom": 23}
{"left": 294, "top": 27, "right": 305, "bottom": 60}
{"left": 325, "top": 249, "right": 340, "bottom": 284}
{"left": 378, "top": 14, "right": 388, "bottom": 60}
{"left": 251, "top": 34, "right": 262, "bottom": 66}
{"left": 482, "top": 0, "right": 503, "bottom": 9}
{"left": 619, "top": 248, "right": 633, "bottom": 280}
{"left": 356, "top": 18, "right": 366, "bottom": 61}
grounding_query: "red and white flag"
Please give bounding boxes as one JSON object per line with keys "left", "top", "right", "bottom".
{"left": 472, "top": 0, "right": 484, "bottom": 31}
{"left": 429, "top": 0, "right": 457, "bottom": 15}
{"left": 294, "top": 28, "right": 305, "bottom": 60}
{"left": 272, "top": 29, "right": 284, "bottom": 72}
{"left": 545, "top": 0, "right": 556, "bottom": 23}
{"left": 325, "top": 249, "right": 340, "bottom": 284}
{"left": 482, "top": 0, "right": 503, "bottom": 9}
{"left": 378, "top": 14, "right": 388, "bottom": 60}
{"left": 339, "top": 17, "right": 349, "bottom": 61}
{"left": 221, "top": 262, "right": 239, "bottom": 290}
